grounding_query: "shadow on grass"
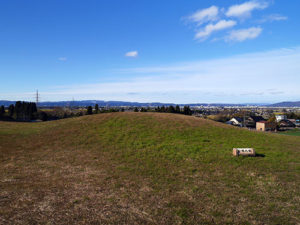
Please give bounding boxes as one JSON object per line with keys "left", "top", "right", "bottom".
{"left": 255, "top": 153, "right": 265, "bottom": 157}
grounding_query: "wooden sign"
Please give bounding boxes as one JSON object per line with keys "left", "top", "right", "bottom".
{"left": 233, "top": 148, "right": 255, "bottom": 157}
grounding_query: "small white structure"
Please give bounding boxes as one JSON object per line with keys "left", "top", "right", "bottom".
{"left": 275, "top": 114, "right": 287, "bottom": 122}
{"left": 233, "top": 148, "right": 256, "bottom": 157}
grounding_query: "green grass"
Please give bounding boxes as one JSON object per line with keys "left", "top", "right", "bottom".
{"left": 281, "top": 128, "right": 300, "bottom": 136}
{"left": 0, "top": 112, "right": 299, "bottom": 224}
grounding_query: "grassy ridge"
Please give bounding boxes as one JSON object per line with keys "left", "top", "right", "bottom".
{"left": 0, "top": 112, "right": 299, "bottom": 224}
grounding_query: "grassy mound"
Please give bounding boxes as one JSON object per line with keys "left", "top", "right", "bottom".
{"left": 0, "top": 112, "right": 299, "bottom": 224}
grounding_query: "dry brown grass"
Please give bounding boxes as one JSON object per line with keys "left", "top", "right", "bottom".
{"left": 0, "top": 112, "right": 300, "bottom": 224}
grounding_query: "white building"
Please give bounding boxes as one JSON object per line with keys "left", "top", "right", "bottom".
{"left": 275, "top": 114, "right": 287, "bottom": 122}
{"left": 228, "top": 117, "right": 243, "bottom": 126}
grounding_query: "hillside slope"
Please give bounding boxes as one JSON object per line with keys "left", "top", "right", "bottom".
{"left": 0, "top": 112, "right": 299, "bottom": 224}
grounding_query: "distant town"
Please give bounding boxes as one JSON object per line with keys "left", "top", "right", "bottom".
{"left": 1, "top": 100, "right": 299, "bottom": 135}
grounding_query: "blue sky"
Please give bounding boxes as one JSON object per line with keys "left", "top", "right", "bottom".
{"left": 0, "top": 0, "right": 300, "bottom": 103}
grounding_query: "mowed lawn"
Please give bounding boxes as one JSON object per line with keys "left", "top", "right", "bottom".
{"left": 0, "top": 112, "right": 299, "bottom": 224}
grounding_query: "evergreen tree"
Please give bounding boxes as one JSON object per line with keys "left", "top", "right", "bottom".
{"left": 183, "top": 105, "right": 192, "bottom": 115}
{"left": 28, "top": 102, "right": 37, "bottom": 120}
{"left": 0, "top": 105, "right": 5, "bottom": 117}
{"left": 30, "top": 102, "right": 37, "bottom": 114}
{"left": 168, "top": 105, "right": 175, "bottom": 113}
{"left": 86, "top": 106, "right": 93, "bottom": 115}
{"left": 95, "top": 104, "right": 99, "bottom": 113}
{"left": 134, "top": 107, "right": 139, "bottom": 112}
{"left": 8, "top": 104, "right": 14, "bottom": 117}
{"left": 175, "top": 105, "right": 180, "bottom": 113}
{"left": 12, "top": 101, "right": 37, "bottom": 121}
{"left": 14, "top": 101, "right": 23, "bottom": 120}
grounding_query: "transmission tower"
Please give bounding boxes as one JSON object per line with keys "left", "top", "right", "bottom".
{"left": 72, "top": 97, "right": 75, "bottom": 109}
{"left": 36, "top": 90, "right": 40, "bottom": 108}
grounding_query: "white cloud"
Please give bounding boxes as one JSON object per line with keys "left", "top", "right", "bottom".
{"left": 195, "top": 20, "right": 237, "bottom": 39}
{"left": 184, "top": 1, "right": 276, "bottom": 42}
{"left": 125, "top": 51, "right": 138, "bottom": 57}
{"left": 184, "top": 1, "right": 286, "bottom": 42}
{"left": 187, "top": 6, "right": 219, "bottom": 25}
{"left": 258, "top": 14, "right": 288, "bottom": 23}
{"left": 58, "top": 57, "right": 67, "bottom": 61}
{"left": 226, "top": 27, "right": 262, "bottom": 42}
{"left": 226, "top": 1, "right": 269, "bottom": 18}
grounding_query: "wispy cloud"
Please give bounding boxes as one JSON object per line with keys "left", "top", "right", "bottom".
{"left": 241, "top": 91, "right": 264, "bottom": 96}
{"left": 127, "top": 92, "right": 139, "bottom": 95}
{"left": 269, "top": 91, "right": 284, "bottom": 95}
{"left": 58, "top": 57, "right": 67, "bottom": 61}
{"left": 226, "top": 1, "right": 269, "bottom": 18}
{"left": 16, "top": 47, "right": 300, "bottom": 103}
{"left": 258, "top": 14, "right": 288, "bottom": 23}
{"left": 195, "top": 20, "right": 237, "bottom": 40}
{"left": 125, "top": 51, "right": 138, "bottom": 57}
{"left": 226, "top": 27, "right": 262, "bottom": 42}
{"left": 187, "top": 6, "right": 219, "bottom": 25}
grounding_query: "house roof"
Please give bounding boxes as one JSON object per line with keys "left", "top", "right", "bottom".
{"left": 249, "top": 116, "right": 265, "bottom": 122}
{"left": 279, "top": 119, "right": 296, "bottom": 126}
{"left": 231, "top": 117, "right": 243, "bottom": 122}
{"left": 257, "top": 121, "right": 269, "bottom": 124}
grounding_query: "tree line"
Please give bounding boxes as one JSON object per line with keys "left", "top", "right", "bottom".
{"left": 0, "top": 102, "right": 193, "bottom": 122}
{"left": 132, "top": 105, "right": 192, "bottom": 115}
{"left": 0, "top": 101, "right": 44, "bottom": 121}
{"left": 85, "top": 104, "right": 122, "bottom": 115}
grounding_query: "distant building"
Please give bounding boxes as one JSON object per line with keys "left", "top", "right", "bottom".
{"left": 279, "top": 119, "right": 296, "bottom": 128}
{"left": 288, "top": 119, "right": 297, "bottom": 125}
{"left": 245, "top": 116, "right": 265, "bottom": 127}
{"left": 229, "top": 117, "right": 243, "bottom": 126}
{"left": 275, "top": 114, "right": 287, "bottom": 122}
{"left": 228, "top": 116, "right": 266, "bottom": 128}
{"left": 256, "top": 121, "right": 277, "bottom": 131}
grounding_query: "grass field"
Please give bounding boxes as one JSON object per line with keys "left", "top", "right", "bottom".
{"left": 0, "top": 112, "right": 299, "bottom": 224}
{"left": 281, "top": 128, "right": 300, "bottom": 136}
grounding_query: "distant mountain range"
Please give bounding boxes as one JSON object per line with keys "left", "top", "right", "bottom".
{"left": 0, "top": 100, "right": 299, "bottom": 107}
{"left": 0, "top": 100, "right": 245, "bottom": 107}
{"left": 268, "top": 101, "right": 300, "bottom": 107}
